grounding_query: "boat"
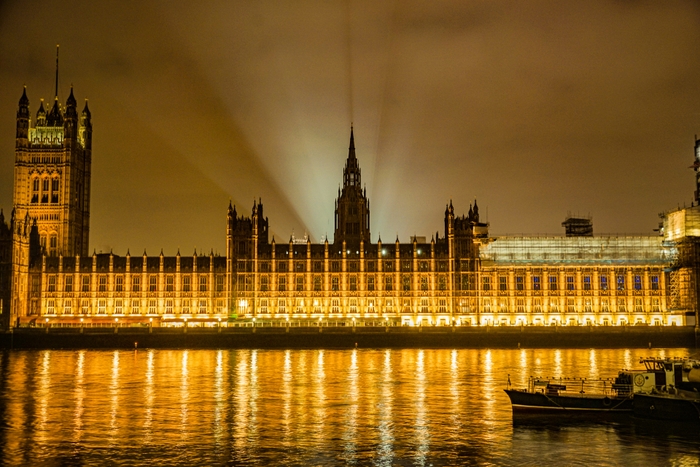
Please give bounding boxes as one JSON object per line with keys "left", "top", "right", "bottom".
{"left": 504, "top": 357, "right": 694, "bottom": 416}
{"left": 633, "top": 358, "right": 700, "bottom": 422}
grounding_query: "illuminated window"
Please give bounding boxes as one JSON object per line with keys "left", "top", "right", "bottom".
{"left": 149, "top": 275, "right": 157, "bottom": 292}
{"left": 278, "top": 298, "right": 286, "bottom": 313}
{"left": 549, "top": 276, "right": 557, "bottom": 291}
{"left": 499, "top": 299, "right": 508, "bottom": 313}
{"left": 533, "top": 298, "right": 542, "bottom": 313}
{"left": 402, "top": 275, "right": 410, "bottom": 291}
{"left": 64, "top": 299, "right": 72, "bottom": 314}
{"left": 499, "top": 276, "right": 507, "bottom": 291}
{"left": 567, "top": 298, "right": 575, "bottom": 312}
{"left": 516, "top": 276, "right": 524, "bottom": 291}
{"left": 331, "top": 299, "right": 340, "bottom": 314}
{"left": 349, "top": 298, "right": 357, "bottom": 314}
{"left": 601, "top": 299, "right": 609, "bottom": 312}
{"left": 278, "top": 276, "right": 286, "bottom": 292}
{"left": 115, "top": 275, "right": 123, "bottom": 292}
{"left": 600, "top": 275, "right": 608, "bottom": 291}
{"left": 652, "top": 298, "right": 660, "bottom": 312}
{"left": 47, "top": 299, "right": 55, "bottom": 314}
{"left": 132, "top": 276, "right": 141, "bottom": 292}
{"left": 617, "top": 298, "right": 626, "bottom": 312}
{"left": 349, "top": 276, "right": 357, "bottom": 291}
{"left": 313, "top": 275, "right": 321, "bottom": 291}
{"left": 48, "top": 275, "right": 56, "bottom": 292}
{"left": 99, "top": 275, "right": 107, "bottom": 292}
{"left": 81, "top": 299, "right": 90, "bottom": 314}
{"left": 482, "top": 276, "right": 491, "bottom": 291}
{"left": 131, "top": 301, "right": 140, "bottom": 315}
{"left": 216, "top": 276, "right": 224, "bottom": 292}
{"left": 199, "top": 276, "right": 207, "bottom": 292}
{"left": 367, "top": 276, "right": 375, "bottom": 292}
{"left": 420, "top": 276, "right": 428, "bottom": 291}
{"left": 634, "top": 298, "right": 643, "bottom": 312}
{"left": 651, "top": 276, "right": 659, "bottom": 290}
{"left": 332, "top": 277, "right": 339, "bottom": 291}
{"left": 439, "top": 299, "right": 447, "bottom": 313}
{"left": 65, "top": 276, "right": 73, "bottom": 292}
{"left": 583, "top": 276, "right": 591, "bottom": 291}
{"left": 617, "top": 275, "right": 625, "bottom": 291}
{"left": 166, "top": 275, "right": 174, "bottom": 292}
{"left": 260, "top": 276, "right": 269, "bottom": 292}
{"left": 517, "top": 299, "right": 524, "bottom": 312}
{"left": 438, "top": 276, "right": 446, "bottom": 291}
{"left": 384, "top": 275, "right": 392, "bottom": 291}
{"left": 584, "top": 298, "right": 592, "bottom": 312}
{"left": 149, "top": 299, "right": 157, "bottom": 314}
{"left": 115, "top": 300, "right": 123, "bottom": 314}
{"left": 532, "top": 276, "right": 540, "bottom": 291}
{"left": 97, "top": 300, "right": 106, "bottom": 314}
{"left": 165, "top": 299, "right": 173, "bottom": 314}
{"left": 566, "top": 276, "right": 574, "bottom": 291}
{"left": 81, "top": 275, "right": 90, "bottom": 292}
{"left": 421, "top": 298, "right": 428, "bottom": 313}
{"left": 260, "top": 299, "right": 268, "bottom": 314}
{"left": 634, "top": 275, "right": 642, "bottom": 291}
{"left": 296, "top": 276, "right": 304, "bottom": 291}
{"left": 549, "top": 299, "right": 559, "bottom": 312}
{"left": 182, "top": 275, "right": 191, "bottom": 292}
{"left": 182, "top": 299, "right": 190, "bottom": 314}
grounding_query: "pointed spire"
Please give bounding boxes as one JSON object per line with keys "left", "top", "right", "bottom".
{"left": 66, "top": 85, "right": 76, "bottom": 107}
{"left": 19, "top": 86, "right": 29, "bottom": 107}
{"left": 349, "top": 125, "right": 355, "bottom": 152}
{"left": 82, "top": 99, "right": 91, "bottom": 119}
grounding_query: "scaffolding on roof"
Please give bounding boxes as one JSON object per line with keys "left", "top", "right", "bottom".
{"left": 479, "top": 235, "right": 674, "bottom": 266}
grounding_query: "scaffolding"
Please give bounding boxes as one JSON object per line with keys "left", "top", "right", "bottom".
{"left": 480, "top": 236, "right": 673, "bottom": 266}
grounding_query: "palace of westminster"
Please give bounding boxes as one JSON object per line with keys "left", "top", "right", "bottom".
{"left": 2, "top": 79, "right": 700, "bottom": 330}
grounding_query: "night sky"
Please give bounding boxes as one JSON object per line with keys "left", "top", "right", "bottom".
{"left": 1, "top": 1, "right": 700, "bottom": 255}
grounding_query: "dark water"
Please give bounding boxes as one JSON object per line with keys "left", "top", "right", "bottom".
{"left": 0, "top": 348, "right": 698, "bottom": 466}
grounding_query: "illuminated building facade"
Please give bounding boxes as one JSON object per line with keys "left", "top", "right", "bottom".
{"left": 0, "top": 85, "right": 698, "bottom": 329}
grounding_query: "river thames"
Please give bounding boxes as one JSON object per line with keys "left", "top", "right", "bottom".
{"left": 0, "top": 348, "right": 698, "bottom": 466}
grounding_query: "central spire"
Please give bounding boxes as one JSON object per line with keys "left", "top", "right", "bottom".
{"left": 343, "top": 126, "right": 361, "bottom": 188}
{"left": 334, "top": 126, "right": 370, "bottom": 246}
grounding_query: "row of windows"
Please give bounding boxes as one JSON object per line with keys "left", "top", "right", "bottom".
{"left": 482, "top": 297, "right": 662, "bottom": 313}
{"left": 44, "top": 274, "right": 224, "bottom": 293}
{"left": 30, "top": 177, "right": 60, "bottom": 204}
{"left": 249, "top": 260, "right": 449, "bottom": 273}
{"left": 254, "top": 297, "right": 450, "bottom": 314}
{"left": 45, "top": 298, "right": 224, "bottom": 315}
{"left": 243, "top": 274, "right": 449, "bottom": 292}
{"left": 482, "top": 274, "right": 660, "bottom": 292}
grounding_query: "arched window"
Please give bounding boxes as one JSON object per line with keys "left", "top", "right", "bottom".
{"left": 31, "top": 178, "right": 39, "bottom": 203}
{"left": 51, "top": 178, "right": 59, "bottom": 203}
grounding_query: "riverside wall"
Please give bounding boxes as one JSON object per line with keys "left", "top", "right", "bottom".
{"left": 0, "top": 326, "right": 697, "bottom": 350}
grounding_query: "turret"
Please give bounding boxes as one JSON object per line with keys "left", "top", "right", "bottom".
{"left": 80, "top": 100, "right": 92, "bottom": 149}
{"left": 64, "top": 86, "right": 77, "bottom": 141}
{"left": 16, "top": 87, "right": 29, "bottom": 145}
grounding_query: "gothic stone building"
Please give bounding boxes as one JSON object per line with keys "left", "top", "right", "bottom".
{"left": 0, "top": 86, "right": 698, "bottom": 329}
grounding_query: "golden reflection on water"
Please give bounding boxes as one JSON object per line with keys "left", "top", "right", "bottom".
{"left": 73, "top": 350, "right": 84, "bottom": 444}
{"left": 0, "top": 348, "right": 697, "bottom": 466}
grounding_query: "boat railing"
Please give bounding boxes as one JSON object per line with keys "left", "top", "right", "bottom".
{"left": 524, "top": 376, "right": 632, "bottom": 397}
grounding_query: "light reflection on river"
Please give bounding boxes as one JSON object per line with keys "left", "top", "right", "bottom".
{"left": 0, "top": 348, "right": 698, "bottom": 466}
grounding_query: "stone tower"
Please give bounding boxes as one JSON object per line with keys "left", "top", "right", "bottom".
{"left": 333, "top": 127, "right": 370, "bottom": 247}
{"left": 8, "top": 52, "right": 93, "bottom": 327}
{"left": 14, "top": 84, "right": 92, "bottom": 258}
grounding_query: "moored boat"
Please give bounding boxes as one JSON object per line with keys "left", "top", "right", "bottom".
{"left": 505, "top": 357, "right": 696, "bottom": 416}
